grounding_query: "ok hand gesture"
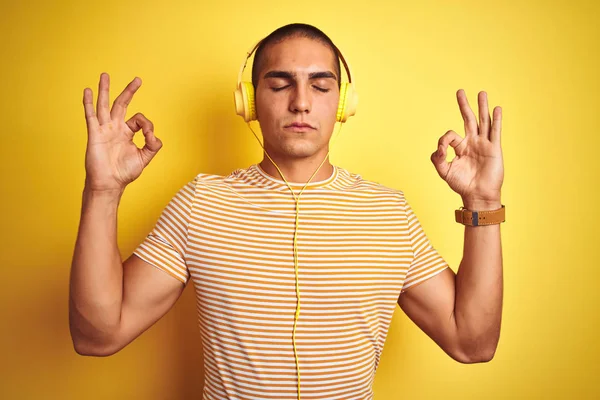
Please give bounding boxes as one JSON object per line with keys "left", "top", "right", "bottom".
{"left": 83, "top": 73, "right": 162, "bottom": 193}
{"left": 431, "top": 89, "right": 504, "bottom": 210}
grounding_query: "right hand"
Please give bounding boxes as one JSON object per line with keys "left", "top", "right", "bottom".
{"left": 83, "top": 72, "right": 162, "bottom": 193}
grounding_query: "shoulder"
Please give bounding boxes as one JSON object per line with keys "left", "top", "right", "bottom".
{"left": 189, "top": 166, "right": 250, "bottom": 184}
{"left": 333, "top": 166, "right": 408, "bottom": 203}
{"left": 187, "top": 165, "right": 259, "bottom": 193}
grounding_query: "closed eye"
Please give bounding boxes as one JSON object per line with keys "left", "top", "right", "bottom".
{"left": 271, "top": 85, "right": 290, "bottom": 92}
{"left": 270, "top": 85, "right": 330, "bottom": 93}
{"left": 313, "top": 86, "right": 330, "bottom": 93}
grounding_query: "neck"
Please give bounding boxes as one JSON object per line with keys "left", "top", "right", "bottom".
{"left": 259, "top": 153, "right": 334, "bottom": 184}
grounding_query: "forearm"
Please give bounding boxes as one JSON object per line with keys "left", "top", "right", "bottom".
{"left": 69, "top": 186, "right": 125, "bottom": 352}
{"left": 454, "top": 199, "right": 503, "bottom": 362}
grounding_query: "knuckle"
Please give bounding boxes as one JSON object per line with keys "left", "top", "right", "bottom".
{"left": 438, "top": 130, "right": 453, "bottom": 145}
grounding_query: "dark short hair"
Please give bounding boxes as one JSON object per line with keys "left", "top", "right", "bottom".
{"left": 251, "top": 23, "right": 342, "bottom": 90}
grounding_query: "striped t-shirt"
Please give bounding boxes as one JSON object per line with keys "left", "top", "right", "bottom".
{"left": 133, "top": 163, "right": 449, "bottom": 400}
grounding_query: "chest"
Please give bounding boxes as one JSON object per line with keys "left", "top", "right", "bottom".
{"left": 186, "top": 189, "right": 412, "bottom": 303}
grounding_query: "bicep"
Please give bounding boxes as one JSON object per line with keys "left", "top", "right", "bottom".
{"left": 107, "top": 253, "right": 185, "bottom": 355}
{"left": 397, "top": 267, "right": 469, "bottom": 362}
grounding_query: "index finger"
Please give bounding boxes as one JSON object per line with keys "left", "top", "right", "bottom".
{"left": 83, "top": 87, "right": 99, "bottom": 132}
{"left": 490, "top": 106, "right": 502, "bottom": 144}
{"left": 110, "top": 77, "right": 142, "bottom": 121}
{"left": 457, "top": 89, "right": 478, "bottom": 137}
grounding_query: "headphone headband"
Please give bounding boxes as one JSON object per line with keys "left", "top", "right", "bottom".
{"left": 234, "top": 34, "right": 358, "bottom": 123}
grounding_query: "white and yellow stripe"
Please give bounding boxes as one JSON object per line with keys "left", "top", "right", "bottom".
{"left": 134, "top": 164, "right": 448, "bottom": 400}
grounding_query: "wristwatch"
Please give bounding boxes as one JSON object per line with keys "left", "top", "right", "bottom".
{"left": 455, "top": 205, "right": 505, "bottom": 226}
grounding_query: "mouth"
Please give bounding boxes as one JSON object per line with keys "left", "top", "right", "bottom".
{"left": 284, "top": 122, "right": 316, "bottom": 132}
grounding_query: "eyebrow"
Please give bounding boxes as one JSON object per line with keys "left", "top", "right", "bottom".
{"left": 263, "top": 70, "right": 338, "bottom": 81}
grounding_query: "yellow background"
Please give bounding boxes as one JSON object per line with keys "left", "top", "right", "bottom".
{"left": 1, "top": 0, "right": 598, "bottom": 398}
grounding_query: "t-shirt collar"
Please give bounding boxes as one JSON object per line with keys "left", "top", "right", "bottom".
{"left": 253, "top": 163, "right": 338, "bottom": 189}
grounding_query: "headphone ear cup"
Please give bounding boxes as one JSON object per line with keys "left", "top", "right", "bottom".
{"left": 336, "top": 82, "right": 358, "bottom": 123}
{"left": 234, "top": 82, "right": 257, "bottom": 122}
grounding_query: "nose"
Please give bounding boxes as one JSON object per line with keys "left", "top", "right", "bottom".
{"left": 289, "top": 83, "right": 311, "bottom": 114}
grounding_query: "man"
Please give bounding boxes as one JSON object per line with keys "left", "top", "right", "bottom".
{"left": 69, "top": 23, "right": 504, "bottom": 400}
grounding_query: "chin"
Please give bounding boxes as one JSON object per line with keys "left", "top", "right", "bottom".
{"left": 264, "top": 139, "right": 320, "bottom": 159}
{"left": 279, "top": 143, "right": 319, "bottom": 159}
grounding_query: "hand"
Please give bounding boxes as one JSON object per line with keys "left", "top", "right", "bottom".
{"left": 83, "top": 72, "right": 162, "bottom": 193}
{"left": 431, "top": 89, "right": 504, "bottom": 210}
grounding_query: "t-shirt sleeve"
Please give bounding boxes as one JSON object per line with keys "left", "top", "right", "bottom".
{"left": 400, "top": 196, "right": 450, "bottom": 294}
{"left": 132, "top": 176, "right": 197, "bottom": 285}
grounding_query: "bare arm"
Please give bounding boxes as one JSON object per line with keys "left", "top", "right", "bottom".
{"left": 398, "top": 203, "right": 503, "bottom": 363}
{"left": 454, "top": 200, "right": 503, "bottom": 361}
{"left": 398, "top": 89, "right": 504, "bottom": 363}
{"left": 68, "top": 187, "right": 124, "bottom": 355}
{"left": 69, "top": 188, "right": 185, "bottom": 356}
{"left": 69, "top": 72, "right": 183, "bottom": 356}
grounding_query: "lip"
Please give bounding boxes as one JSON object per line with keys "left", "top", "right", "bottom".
{"left": 284, "top": 122, "right": 316, "bottom": 132}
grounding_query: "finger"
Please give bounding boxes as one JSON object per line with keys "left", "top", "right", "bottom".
{"left": 140, "top": 131, "right": 163, "bottom": 166}
{"left": 111, "top": 77, "right": 142, "bottom": 121}
{"left": 478, "top": 91, "right": 491, "bottom": 140}
{"left": 126, "top": 113, "right": 162, "bottom": 165}
{"left": 431, "top": 147, "right": 451, "bottom": 181}
{"left": 432, "top": 130, "right": 464, "bottom": 180}
{"left": 125, "top": 112, "right": 154, "bottom": 135}
{"left": 97, "top": 72, "right": 111, "bottom": 124}
{"left": 83, "top": 88, "right": 99, "bottom": 133}
{"left": 437, "top": 129, "right": 465, "bottom": 153}
{"left": 490, "top": 106, "right": 502, "bottom": 144}
{"left": 457, "top": 89, "right": 478, "bottom": 137}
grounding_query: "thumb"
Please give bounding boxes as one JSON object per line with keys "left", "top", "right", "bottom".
{"left": 431, "top": 144, "right": 451, "bottom": 180}
{"left": 140, "top": 130, "right": 163, "bottom": 165}
{"left": 431, "top": 130, "right": 464, "bottom": 180}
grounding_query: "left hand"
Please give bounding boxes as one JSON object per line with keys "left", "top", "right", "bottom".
{"left": 431, "top": 89, "right": 504, "bottom": 210}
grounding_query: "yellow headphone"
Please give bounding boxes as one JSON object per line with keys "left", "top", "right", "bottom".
{"left": 232, "top": 34, "right": 358, "bottom": 400}
{"left": 233, "top": 38, "right": 358, "bottom": 123}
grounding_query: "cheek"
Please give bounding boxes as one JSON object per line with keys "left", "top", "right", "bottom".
{"left": 256, "top": 93, "right": 281, "bottom": 121}
{"left": 321, "top": 97, "right": 339, "bottom": 122}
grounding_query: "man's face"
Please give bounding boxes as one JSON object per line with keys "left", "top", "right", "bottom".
{"left": 255, "top": 36, "right": 340, "bottom": 160}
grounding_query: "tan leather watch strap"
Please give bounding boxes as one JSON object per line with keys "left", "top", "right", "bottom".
{"left": 455, "top": 205, "right": 505, "bottom": 226}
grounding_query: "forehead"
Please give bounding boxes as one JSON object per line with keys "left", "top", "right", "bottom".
{"left": 260, "top": 36, "right": 338, "bottom": 75}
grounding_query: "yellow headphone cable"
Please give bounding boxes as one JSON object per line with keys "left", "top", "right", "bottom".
{"left": 233, "top": 33, "right": 357, "bottom": 400}
{"left": 246, "top": 121, "right": 344, "bottom": 400}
